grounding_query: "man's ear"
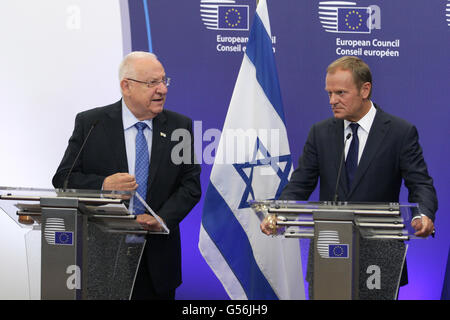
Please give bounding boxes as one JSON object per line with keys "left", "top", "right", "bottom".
{"left": 360, "top": 82, "right": 371, "bottom": 99}
{"left": 120, "top": 79, "right": 130, "bottom": 96}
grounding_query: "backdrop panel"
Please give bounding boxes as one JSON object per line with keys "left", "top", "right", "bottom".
{"left": 0, "top": 0, "right": 448, "bottom": 300}
{"left": 142, "top": 0, "right": 449, "bottom": 300}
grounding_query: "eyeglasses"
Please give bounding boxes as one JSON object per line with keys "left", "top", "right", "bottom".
{"left": 126, "top": 77, "right": 171, "bottom": 88}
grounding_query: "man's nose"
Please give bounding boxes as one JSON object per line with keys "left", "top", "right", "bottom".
{"left": 329, "top": 93, "right": 338, "bottom": 105}
{"left": 156, "top": 82, "right": 168, "bottom": 93}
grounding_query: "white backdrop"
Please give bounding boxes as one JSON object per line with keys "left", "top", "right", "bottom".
{"left": 0, "top": 0, "right": 125, "bottom": 299}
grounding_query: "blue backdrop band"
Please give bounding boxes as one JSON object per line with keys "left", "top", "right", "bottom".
{"left": 143, "top": 0, "right": 153, "bottom": 52}
{"left": 201, "top": 183, "right": 279, "bottom": 300}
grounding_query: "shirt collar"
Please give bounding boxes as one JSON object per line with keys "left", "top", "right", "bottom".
{"left": 344, "top": 101, "right": 377, "bottom": 133}
{"left": 122, "top": 100, "right": 153, "bottom": 131}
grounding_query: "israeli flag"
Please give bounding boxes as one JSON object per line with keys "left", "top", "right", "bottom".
{"left": 199, "top": 0, "right": 304, "bottom": 300}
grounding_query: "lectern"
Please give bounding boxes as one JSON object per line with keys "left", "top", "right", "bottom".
{"left": 251, "top": 201, "right": 421, "bottom": 300}
{"left": 0, "top": 186, "right": 169, "bottom": 300}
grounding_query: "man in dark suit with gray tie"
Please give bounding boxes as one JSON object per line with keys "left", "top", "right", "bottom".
{"left": 53, "top": 51, "right": 201, "bottom": 299}
{"left": 261, "top": 56, "right": 437, "bottom": 296}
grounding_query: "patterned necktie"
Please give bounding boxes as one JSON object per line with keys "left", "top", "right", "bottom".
{"left": 133, "top": 122, "right": 149, "bottom": 214}
{"left": 345, "top": 123, "right": 359, "bottom": 190}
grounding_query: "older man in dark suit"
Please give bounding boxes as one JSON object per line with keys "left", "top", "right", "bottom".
{"left": 261, "top": 56, "right": 437, "bottom": 296}
{"left": 53, "top": 51, "right": 201, "bottom": 300}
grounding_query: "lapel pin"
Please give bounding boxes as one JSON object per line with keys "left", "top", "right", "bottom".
{"left": 160, "top": 132, "right": 166, "bottom": 137}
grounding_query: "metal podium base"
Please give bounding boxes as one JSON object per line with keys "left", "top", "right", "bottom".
{"left": 0, "top": 187, "right": 168, "bottom": 300}
{"left": 307, "top": 236, "right": 407, "bottom": 300}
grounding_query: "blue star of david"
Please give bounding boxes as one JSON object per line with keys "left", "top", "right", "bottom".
{"left": 233, "top": 138, "right": 291, "bottom": 209}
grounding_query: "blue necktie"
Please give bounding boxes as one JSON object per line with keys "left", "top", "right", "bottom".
{"left": 346, "top": 123, "right": 359, "bottom": 190}
{"left": 133, "top": 122, "right": 149, "bottom": 214}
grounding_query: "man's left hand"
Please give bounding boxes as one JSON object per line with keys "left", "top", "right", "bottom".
{"left": 411, "top": 215, "right": 435, "bottom": 238}
{"left": 136, "top": 214, "right": 164, "bottom": 232}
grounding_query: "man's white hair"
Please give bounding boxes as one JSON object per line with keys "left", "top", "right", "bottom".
{"left": 118, "top": 51, "right": 158, "bottom": 81}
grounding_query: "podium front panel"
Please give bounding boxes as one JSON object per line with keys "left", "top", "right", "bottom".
{"left": 86, "top": 222, "right": 145, "bottom": 299}
{"left": 358, "top": 236, "right": 407, "bottom": 300}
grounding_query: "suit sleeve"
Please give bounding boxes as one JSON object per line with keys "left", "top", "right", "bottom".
{"left": 279, "top": 124, "right": 320, "bottom": 200}
{"left": 154, "top": 119, "right": 201, "bottom": 230}
{"left": 400, "top": 125, "right": 438, "bottom": 221}
{"left": 52, "top": 113, "right": 105, "bottom": 189}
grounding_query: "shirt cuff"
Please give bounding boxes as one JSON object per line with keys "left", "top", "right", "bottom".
{"left": 411, "top": 214, "right": 425, "bottom": 221}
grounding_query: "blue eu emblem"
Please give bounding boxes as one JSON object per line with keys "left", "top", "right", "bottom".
{"left": 328, "top": 244, "right": 349, "bottom": 258}
{"left": 55, "top": 231, "right": 74, "bottom": 245}
{"left": 218, "top": 5, "right": 249, "bottom": 30}
{"left": 337, "top": 8, "right": 371, "bottom": 33}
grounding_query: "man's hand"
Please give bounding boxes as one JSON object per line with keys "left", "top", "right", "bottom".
{"left": 102, "top": 173, "right": 138, "bottom": 191}
{"left": 136, "top": 214, "right": 165, "bottom": 232}
{"left": 260, "top": 214, "right": 279, "bottom": 236}
{"left": 411, "top": 215, "right": 435, "bottom": 238}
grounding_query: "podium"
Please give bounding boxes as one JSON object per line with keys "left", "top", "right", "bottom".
{"left": 251, "top": 201, "right": 421, "bottom": 300}
{"left": 0, "top": 186, "right": 169, "bottom": 300}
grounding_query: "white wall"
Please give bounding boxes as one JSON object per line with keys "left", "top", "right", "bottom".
{"left": 0, "top": 0, "right": 124, "bottom": 299}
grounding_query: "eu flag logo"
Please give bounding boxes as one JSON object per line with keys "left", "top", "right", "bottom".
{"left": 218, "top": 5, "right": 249, "bottom": 31}
{"left": 337, "top": 7, "right": 371, "bottom": 33}
{"left": 55, "top": 231, "right": 73, "bottom": 245}
{"left": 328, "top": 244, "right": 349, "bottom": 258}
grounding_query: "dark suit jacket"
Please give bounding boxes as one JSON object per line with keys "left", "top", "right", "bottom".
{"left": 53, "top": 100, "right": 202, "bottom": 293}
{"left": 281, "top": 105, "right": 437, "bottom": 221}
{"left": 281, "top": 105, "right": 437, "bottom": 289}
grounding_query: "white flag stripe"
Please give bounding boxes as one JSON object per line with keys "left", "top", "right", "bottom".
{"left": 256, "top": 0, "right": 271, "bottom": 35}
{"left": 212, "top": 57, "right": 290, "bottom": 168}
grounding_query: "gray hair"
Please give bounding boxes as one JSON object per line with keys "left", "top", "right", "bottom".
{"left": 118, "top": 51, "right": 158, "bottom": 81}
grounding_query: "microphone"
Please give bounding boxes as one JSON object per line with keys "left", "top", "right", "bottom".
{"left": 333, "top": 133, "right": 352, "bottom": 202}
{"left": 63, "top": 120, "right": 100, "bottom": 190}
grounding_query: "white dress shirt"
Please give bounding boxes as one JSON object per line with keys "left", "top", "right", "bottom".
{"left": 344, "top": 101, "right": 377, "bottom": 164}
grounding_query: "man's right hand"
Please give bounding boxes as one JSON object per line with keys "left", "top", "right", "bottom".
{"left": 260, "top": 214, "right": 279, "bottom": 236}
{"left": 102, "top": 173, "right": 138, "bottom": 191}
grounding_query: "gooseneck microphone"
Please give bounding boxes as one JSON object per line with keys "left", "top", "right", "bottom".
{"left": 63, "top": 120, "right": 100, "bottom": 190}
{"left": 333, "top": 133, "right": 352, "bottom": 202}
